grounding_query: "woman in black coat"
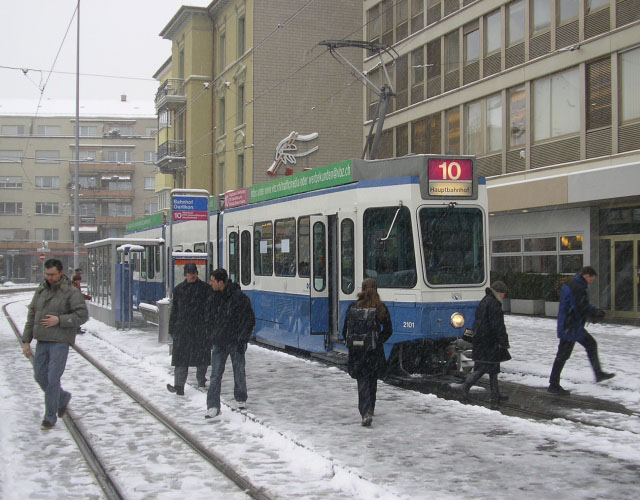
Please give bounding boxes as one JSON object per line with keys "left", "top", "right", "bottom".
{"left": 341, "top": 279, "right": 392, "bottom": 426}
{"left": 455, "top": 280, "right": 510, "bottom": 406}
{"left": 167, "top": 263, "right": 213, "bottom": 395}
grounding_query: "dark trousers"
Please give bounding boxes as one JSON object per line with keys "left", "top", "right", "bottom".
{"left": 357, "top": 374, "right": 377, "bottom": 417}
{"left": 549, "top": 332, "right": 602, "bottom": 386}
{"left": 174, "top": 365, "right": 208, "bottom": 388}
{"left": 463, "top": 369, "right": 500, "bottom": 401}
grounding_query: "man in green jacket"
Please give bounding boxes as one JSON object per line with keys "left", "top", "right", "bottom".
{"left": 22, "top": 259, "right": 88, "bottom": 429}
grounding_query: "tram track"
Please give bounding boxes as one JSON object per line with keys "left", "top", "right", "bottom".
{"left": 2, "top": 300, "right": 270, "bottom": 500}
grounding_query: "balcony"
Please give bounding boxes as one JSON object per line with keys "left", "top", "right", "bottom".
{"left": 69, "top": 162, "right": 134, "bottom": 174}
{"left": 155, "top": 78, "right": 186, "bottom": 110}
{"left": 156, "top": 139, "right": 186, "bottom": 175}
{"left": 68, "top": 215, "right": 134, "bottom": 225}
{"left": 69, "top": 188, "right": 134, "bottom": 200}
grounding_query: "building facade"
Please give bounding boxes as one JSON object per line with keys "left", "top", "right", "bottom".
{"left": 362, "top": 0, "right": 640, "bottom": 319}
{"left": 154, "top": 0, "right": 363, "bottom": 206}
{"left": 0, "top": 103, "right": 157, "bottom": 282}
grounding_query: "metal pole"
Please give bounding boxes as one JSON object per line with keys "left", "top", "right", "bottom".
{"left": 73, "top": 0, "right": 80, "bottom": 270}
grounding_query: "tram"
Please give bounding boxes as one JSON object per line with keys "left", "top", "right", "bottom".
{"left": 124, "top": 155, "right": 488, "bottom": 374}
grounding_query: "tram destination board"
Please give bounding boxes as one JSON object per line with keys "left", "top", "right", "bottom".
{"left": 172, "top": 195, "right": 209, "bottom": 221}
{"left": 420, "top": 156, "right": 477, "bottom": 200}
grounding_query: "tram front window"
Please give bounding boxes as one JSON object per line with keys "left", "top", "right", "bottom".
{"left": 420, "top": 206, "right": 485, "bottom": 285}
{"left": 363, "top": 206, "right": 416, "bottom": 288}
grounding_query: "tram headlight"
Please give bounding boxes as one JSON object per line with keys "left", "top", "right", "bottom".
{"left": 450, "top": 312, "right": 465, "bottom": 328}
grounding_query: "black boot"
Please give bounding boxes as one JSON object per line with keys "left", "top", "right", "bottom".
{"left": 167, "top": 384, "right": 185, "bottom": 396}
{"left": 489, "top": 374, "right": 508, "bottom": 406}
{"left": 596, "top": 372, "right": 615, "bottom": 383}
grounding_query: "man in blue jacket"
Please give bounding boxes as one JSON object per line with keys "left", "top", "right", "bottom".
{"left": 548, "top": 266, "right": 614, "bottom": 395}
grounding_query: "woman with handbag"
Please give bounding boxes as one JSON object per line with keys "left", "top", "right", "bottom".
{"left": 453, "top": 281, "right": 511, "bottom": 407}
{"left": 341, "top": 279, "right": 393, "bottom": 426}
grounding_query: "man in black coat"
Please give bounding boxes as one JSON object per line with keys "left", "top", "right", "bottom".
{"left": 452, "top": 281, "right": 511, "bottom": 406}
{"left": 205, "top": 268, "right": 255, "bottom": 418}
{"left": 167, "top": 263, "right": 212, "bottom": 396}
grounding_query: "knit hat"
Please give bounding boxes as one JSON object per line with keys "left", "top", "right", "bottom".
{"left": 184, "top": 262, "right": 198, "bottom": 275}
{"left": 491, "top": 280, "right": 508, "bottom": 293}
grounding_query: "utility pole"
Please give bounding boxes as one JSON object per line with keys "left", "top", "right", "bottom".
{"left": 73, "top": 0, "right": 80, "bottom": 270}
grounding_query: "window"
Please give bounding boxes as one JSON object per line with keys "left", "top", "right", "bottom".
{"left": 0, "top": 176, "right": 22, "bottom": 188}
{"left": 0, "top": 202, "right": 22, "bottom": 214}
{"left": 381, "top": 0, "right": 393, "bottom": 45}
{"left": 144, "top": 177, "right": 155, "bottom": 190}
{"left": 35, "top": 176, "right": 60, "bottom": 189}
{"left": 107, "top": 150, "right": 131, "bottom": 163}
{"left": 229, "top": 231, "right": 239, "bottom": 283}
{"left": 413, "top": 113, "right": 441, "bottom": 154}
{"left": 237, "top": 84, "right": 245, "bottom": 125}
{"left": 411, "top": 0, "right": 424, "bottom": 34}
{"left": 78, "top": 150, "right": 97, "bottom": 161}
{"left": 485, "top": 10, "right": 501, "bottom": 54}
{"left": 107, "top": 203, "right": 132, "bottom": 216}
{"left": 490, "top": 234, "right": 583, "bottom": 274}
{"left": 0, "top": 228, "right": 24, "bottom": 240}
{"left": 421, "top": 207, "right": 485, "bottom": 284}
{"left": 145, "top": 127, "right": 158, "bottom": 137}
{"left": 411, "top": 47, "right": 424, "bottom": 104}
{"left": 464, "top": 23, "right": 479, "bottom": 64}
{"left": 35, "top": 228, "right": 59, "bottom": 241}
{"left": 396, "top": 124, "right": 408, "bottom": 157}
{"left": 1, "top": 125, "right": 25, "bottom": 135}
{"left": 237, "top": 154, "right": 244, "bottom": 188}
{"left": 396, "top": 54, "right": 408, "bottom": 110}
{"left": 253, "top": 220, "right": 273, "bottom": 276}
{"left": 36, "top": 202, "right": 59, "bottom": 214}
{"left": 533, "top": 67, "right": 580, "bottom": 141}
{"left": 108, "top": 125, "right": 133, "bottom": 136}
{"left": 531, "top": 0, "right": 551, "bottom": 33}
{"left": 218, "top": 97, "right": 225, "bottom": 135}
{"left": 78, "top": 176, "right": 96, "bottom": 189}
{"left": 144, "top": 151, "right": 157, "bottom": 163}
{"left": 464, "top": 100, "right": 482, "bottom": 155}
{"left": 218, "top": 29, "right": 226, "bottom": 72}
{"left": 341, "top": 219, "right": 355, "bottom": 294}
{"left": 237, "top": 16, "right": 245, "bottom": 56}
{"left": 37, "top": 125, "right": 61, "bottom": 136}
{"left": 241, "top": 230, "right": 251, "bottom": 286}
{"left": 587, "top": 0, "right": 609, "bottom": 11}
{"left": 396, "top": 0, "right": 408, "bottom": 40}
{"left": 159, "top": 109, "right": 171, "bottom": 129}
{"left": 586, "top": 58, "right": 611, "bottom": 130}
{"left": 557, "top": 0, "right": 579, "bottom": 24}
{"left": 426, "top": 39, "right": 441, "bottom": 81}
{"left": 363, "top": 206, "right": 416, "bottom": 288}
{"left": 445, "top": 107, "right": 460, "bottom": 154}
{"left": 620, "top": 47, "right": 640, "bottom": 123}
{"left": 367, "top": 5, "right": 381, "bottom": 43}
{"left": 74, "top": 125, "right": 97, "bottom": 136}
{"left": 312, "top": 221, "right": 326, "bottom": 292}
{"left": 427, "top": 0, "right": 441, "bottom": 26}
{"left": 217, "top": 161, "right": 225, "bottom": 194}
{"left": 35, "top": 150, "right": 60, "bottom": 163}
{"left": 0, "top": 150, "right": 22, "bottom": 162}
{"left": 509, "top": 85, "right": 526, "bottom": 147}
{"left": 144, "top": 201, "right": 158, "bottom": 215}
{"left": 298, "top": 216, "right": 310, "bottom": 277}
{"left": 507, "top": 0, "right": 525, "bottom": 46}
{"left": 108, "top": 179, "right": 132, "bottom": 191}
{"left": 523, "top": 236, "right": 557, "bottom": 273}
{"left": 486, "top": 94, "right": 502, "bottom": 153}
{"left": 274, "top": 218, "right": 296, "bottom": 277}
{"left": 367, "top": 68, "right": 381, "bottom": 121}
{"left": 444, "top": 30, "right": 459, "bottom": 74}
{"left": 412, "top": 118, "right": 427, "bottom": 154}
{"left": 79, "top": 203, "right": 96, "bottom": 216}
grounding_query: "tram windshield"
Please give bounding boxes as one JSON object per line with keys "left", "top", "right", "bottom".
{"left": 420, "top": 206, "right": 485, "bottom": 285}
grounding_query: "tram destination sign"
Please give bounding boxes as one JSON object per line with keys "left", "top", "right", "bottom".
{"left": 172, "top": 195, "right": 209, "bottom": 221}
{"left": 425, "top": 157, "right": 475, "bottom": 199}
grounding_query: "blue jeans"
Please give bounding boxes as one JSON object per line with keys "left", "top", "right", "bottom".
{"left": 207, "top": 343, "right": 247, "bottom": 410}
{"left": 34, "top": 341, "right": 71, "bottom": 425}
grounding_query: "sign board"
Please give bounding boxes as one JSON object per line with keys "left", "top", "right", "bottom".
{"left": 39, "top": 253, "right": 46, "bottom": 261}
{"left": 172, "top": 196, "right": 208, "bottom": 221}
{"left": 423, "top": 157, "right": 476, "bottom": 199}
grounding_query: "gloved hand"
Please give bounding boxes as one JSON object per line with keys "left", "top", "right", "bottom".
{"left": 237, "top": 342, "right": 248, "bottom": 354}
{"left": 590, "top": 309, "right": 606, "bottom": 324}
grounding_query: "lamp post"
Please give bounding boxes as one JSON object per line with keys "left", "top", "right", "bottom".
{"left": 73, "top": 0, "right": 80, "bottom": 269}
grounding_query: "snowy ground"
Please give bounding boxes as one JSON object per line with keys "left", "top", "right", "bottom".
{"left": 2, "top": 291, "right": 639, "bottom": 499}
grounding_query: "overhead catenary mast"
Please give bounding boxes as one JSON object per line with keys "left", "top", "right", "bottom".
{"left": 318, "top": 40, "right": 397, "bottom": 160}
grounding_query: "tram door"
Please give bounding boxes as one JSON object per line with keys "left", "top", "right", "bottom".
{"left": 309, "top": 215, "right": 329, "bottom": 335}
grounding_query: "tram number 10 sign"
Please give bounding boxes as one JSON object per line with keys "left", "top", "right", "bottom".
{"left": 427, "top": 158, "right": 473, "bottom": 197}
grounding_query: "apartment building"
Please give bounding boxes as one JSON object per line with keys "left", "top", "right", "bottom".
{"left": 153, "top": 0, "right": 363, "bottom": 209}
{"left": 362, "top": 0, "right": 640, "bottom": 319}
{"left": 0, "top": 100, "right": 157, "bottom": 282}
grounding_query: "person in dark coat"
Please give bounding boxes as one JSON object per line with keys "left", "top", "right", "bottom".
{"left": 452, "top": 281, "right": 511, "bottom": 406}
{"left": 341, "top": 278, "right": 392, "bottom": 427}
{"left": 167, "top": 262, "right": 212, "bottom": 396}
{"left": 205, "top": 268, "right": 255, "bottom": 418}
{"left": 548, "top": 266, "right": 614, "bottom": 395}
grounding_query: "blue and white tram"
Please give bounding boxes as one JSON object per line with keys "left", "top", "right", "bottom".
{"left": 219, "top": 155, "right": 488, "bottom": 374}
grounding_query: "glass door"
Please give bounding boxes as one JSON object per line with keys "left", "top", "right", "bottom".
{"left": 600, "top": 237, "right": 639, "bottom": 318}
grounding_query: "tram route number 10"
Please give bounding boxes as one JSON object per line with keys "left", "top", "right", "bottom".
{"left": 428, "top": 158, "right": 473, "bottom": 181}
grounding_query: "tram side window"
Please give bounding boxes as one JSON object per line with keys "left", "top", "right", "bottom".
{"left": 274, "top": 218, "right": 296, "bottom": 277}
{"left": 363, "top": 206, "right": 417, "bottom": 288}
{"left": 253, "top": 221, "right": 273, "bottom": 276}
{"left": 341, "top": 219, "right": 355, "bottom": 294}
{"left": 298, "top": 216, "right": 310, "bottom": 277}
{"left": 313, "top": 221, "right": 326, "bottom": 292}
{"left": 240, "top": 230, "right": 251, "bottom": 286}
{"left": 229, "top": 231, "right": 239, "bottom": 283}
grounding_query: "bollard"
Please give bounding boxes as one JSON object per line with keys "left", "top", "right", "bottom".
{"left": 157, "top": 298, "right": 171, "bottom": 345}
